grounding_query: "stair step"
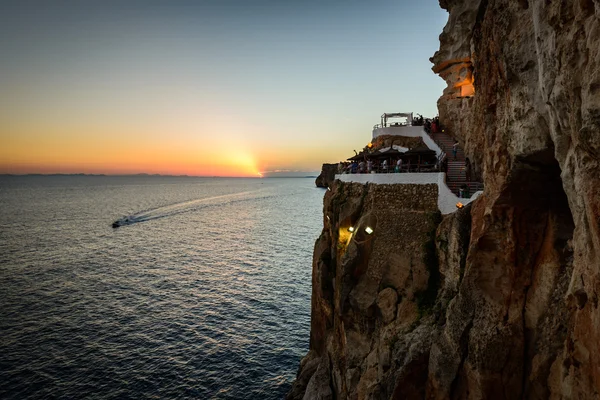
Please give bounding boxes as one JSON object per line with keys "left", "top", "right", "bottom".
{"left": 426, "top": 129, "right": 478, "bottom": 196}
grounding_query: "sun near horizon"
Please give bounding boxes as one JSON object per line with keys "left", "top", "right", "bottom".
{"left": 0, "top": 1, "right": 447, "bottom": 177}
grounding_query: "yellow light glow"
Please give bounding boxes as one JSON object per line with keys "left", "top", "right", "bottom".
{"left": 455, "top": 75, "right": 475, "bottom": 97}
{"left": 365, "top": 226, "right": 373, "bottom": 234}
{"left": 456, "top": 202, "right": 464, "bottom": 209}
{"left": 337, "top": 227, "right": 354, "bottom": 249}
{"left": 460, "top": 84, "right": 475, "bottom": 97}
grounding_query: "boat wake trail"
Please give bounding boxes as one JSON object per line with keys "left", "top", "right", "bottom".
{"left": 111, "top": 190, "right": 260, "bottom": 228}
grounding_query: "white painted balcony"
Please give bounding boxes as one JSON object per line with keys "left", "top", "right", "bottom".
{"left": 372, "top": 112, "right": 414, "bottom": 139}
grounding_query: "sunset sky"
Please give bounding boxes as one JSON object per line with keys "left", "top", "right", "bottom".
{"left": 0, "top": 0, "right": 448, "bottom": 177}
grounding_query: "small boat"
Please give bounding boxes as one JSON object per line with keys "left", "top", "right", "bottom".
{"left": 111, "top": 216, "right": 135, "bottom": 228}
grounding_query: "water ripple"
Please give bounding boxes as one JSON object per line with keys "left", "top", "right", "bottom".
{"left": 0, "top": 176, "right": 323, "bottom": 399}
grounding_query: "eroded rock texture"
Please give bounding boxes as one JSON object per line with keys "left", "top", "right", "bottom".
{"left": 316, "top": 163, "right": 338, "bottom": 188}
{"left": 431, "top": 0, "right": 599, "bottom": 398}
{"left": 290, "top": 1, "right": 599, "bottom": 398}
{"left": 371, "top": 135, "right": 426, "bottom": 151}
{"left": 287, "top": 182, "right": 442, "bottom": 400}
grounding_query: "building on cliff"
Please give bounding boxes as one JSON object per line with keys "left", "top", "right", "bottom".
{"left": 337, "top": 115, "right": 482, "bottom": 215}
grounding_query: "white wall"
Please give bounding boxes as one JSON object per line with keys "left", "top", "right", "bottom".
{"left": 436, "top": 173, "right": 482, "bottom": 214}
{"left": 372, "top": 126, "right": 422, "bottom": 139}
{"left": 337, "top": 172, "right": 439, "bottom": 185}
{"left": 336, "top": 172, "right": 482, "bottom": 215}
{"left": 421, "top": 132, "right": 443, "bottom": 157}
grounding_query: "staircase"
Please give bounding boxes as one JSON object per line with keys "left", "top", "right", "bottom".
{"left": 429, "top": 130, "right": 480, "bottom": 197}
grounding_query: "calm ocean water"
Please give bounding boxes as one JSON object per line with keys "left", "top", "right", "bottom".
{"left": 0, "top": 176, "right": 323, "bottom": 399}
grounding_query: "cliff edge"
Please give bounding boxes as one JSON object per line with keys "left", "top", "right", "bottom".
{"left": 316, "top": 164, "right": 338, "bottom": 188}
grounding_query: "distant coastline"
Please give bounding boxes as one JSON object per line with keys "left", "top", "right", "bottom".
{"left": 0, "top": 173, "right": 318, "bottom": 179}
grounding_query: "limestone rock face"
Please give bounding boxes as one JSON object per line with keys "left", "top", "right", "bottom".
{"left": 376, "top": 288, "right": 398, "bottom": 325}
{"left": 315, "top": 163, "right": 338, "bottom": 188}
{"left": 429, "top": 0, "right": 599, "bottom": 398}
{"left": 290, "top": 1, "right": 600, "bottom": 398}
{"left": 371, "top": 135, "right": 425, "bottom": 150}
{"left": 288, "top": 181, "right": 442, "bottom": 399}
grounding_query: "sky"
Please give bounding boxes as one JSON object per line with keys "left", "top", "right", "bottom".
{"left": 0, "top": 0, "right": 448, "bottom": 177}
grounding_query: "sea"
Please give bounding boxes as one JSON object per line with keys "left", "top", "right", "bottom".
{"left": 0, "top": 176, "right": 324, "bottom": 399}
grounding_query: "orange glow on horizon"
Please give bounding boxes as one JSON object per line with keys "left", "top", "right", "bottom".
{"left": 0, "top": 119, "right": 339, "bottom": 176}
{"left": 0, "top": 125, "right": 269, "bottom": 176}
{"left": 0, "top": 146, "right": 264, "bottom": 177}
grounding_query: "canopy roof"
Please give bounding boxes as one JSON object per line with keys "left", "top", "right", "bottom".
{"left": 347, "top": 152, "right": 368, "bottom": 161}
{"left": 381, "top": 112, "right": 413, "bottom": 127}
{"left": 370, "top": 147, "right": 403, "bottom": 158}
{"left": 347, "top": 144, "right": 435, "bottom": 161}
{"left": 404, "top": 146, "right": 436, "bottom": 155}
{"left": 381, "top": 112, "right": 413, "bottom": 119}
{"left": 403, "top": 147, "right": 438, "bottom": 163}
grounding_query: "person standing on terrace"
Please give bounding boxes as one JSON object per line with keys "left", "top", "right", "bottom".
{"left": 452, "top": 141, "right": 459, "bottom": 160}
{"left": 395, "top": 158, "right": 403, "bottom": 173}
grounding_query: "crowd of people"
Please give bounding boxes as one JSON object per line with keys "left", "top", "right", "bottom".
{"left": 337, "top": 157, "right": 438, "bottom": 175}
{"left": 412, "top": 115, "right": 441, "bottom": 134}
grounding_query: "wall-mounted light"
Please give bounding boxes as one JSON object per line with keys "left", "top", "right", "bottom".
{"left": 365, "top": 226, "right": 374, "bottom": 234}
{"left": 456, "top": 202, "right": 464, "bottom": 209}
{"left": 348, "top": 226, "right": 355, "bottom": 233}
{"left": 327, "top": 187, "right": 331, "bottom": 191}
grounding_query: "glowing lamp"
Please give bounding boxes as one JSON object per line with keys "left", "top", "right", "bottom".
{"left": 456, "top": 202, "right": 464, "bottom": 209}
{"left": 348, "top": 226, "right": 355, "bottom": 233}
{"left": 367, "top": 142, "right": 373, "bottom": 148}
{"left": 365, "top": 226, "right": 374, "bottom": 234}
{"left": 327, "top": 187, "right": 331, "bottom": 191}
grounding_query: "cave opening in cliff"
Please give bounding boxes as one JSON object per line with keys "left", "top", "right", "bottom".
{"left": 496, "top": 147, "right": 575, "bottom": 397}
{"left": 501, "top": 149, "right": 574, "bottom": 246}
{"left": 503, "top": 149, "right": 571, "bottom": 215}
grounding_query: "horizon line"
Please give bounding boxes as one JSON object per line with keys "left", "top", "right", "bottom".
{"left": 0, "top": 173, "right": 319, "bottom": 178}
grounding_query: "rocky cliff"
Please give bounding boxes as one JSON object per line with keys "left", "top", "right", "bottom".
{"left": 430, "top": 0, "right": 599, "bottom": 397}
{"left": 290, "top": 1, "right": 600, "bottom": 398}
{"left": 316, "top": 164, "right": 338, "bottom": 188}
{"left": 288, "top": 181, "right": 443, "bottom": 399}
